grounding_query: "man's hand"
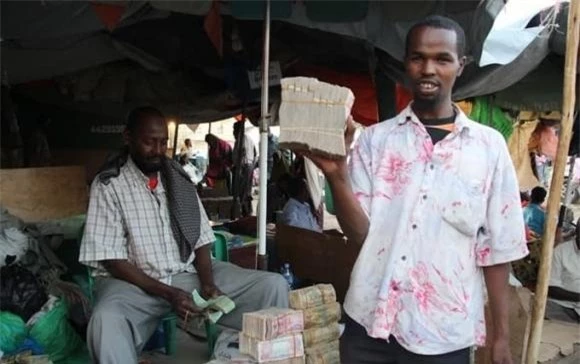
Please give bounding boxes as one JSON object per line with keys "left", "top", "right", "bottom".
{"left": 298, "top": 116, "right": 356, "bottom": 179}
{"left": 491, "top": 337, "right": 513, "bottom": 364}
{"left": 168, "top": 288, "right": 202, "bottom": 320}
{"left": 201, "top": 284, "right": 224, "bottom": 300}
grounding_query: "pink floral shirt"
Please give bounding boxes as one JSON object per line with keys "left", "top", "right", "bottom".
{"left": 344, "top": 105, "right": 529, "bottom": 355}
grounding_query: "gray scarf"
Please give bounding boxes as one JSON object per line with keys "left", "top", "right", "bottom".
{"left": 98, "top": 151, "right": 201, "bottom": 262}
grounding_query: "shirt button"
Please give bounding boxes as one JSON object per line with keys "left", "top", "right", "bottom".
{"left": 423, "top": 195, "right": 427, "bottom": 200}
{"left": 401, "top": 255, "right": 407, "bottom": 261}
{"left": 429, "top": 164, "right": 434, "bottom": 170}
{"left": 412, "top": 224, "right": 417, "bottom": 229}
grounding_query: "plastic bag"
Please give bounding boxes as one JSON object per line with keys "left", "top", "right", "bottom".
{"left": 29, "top": 299, "right": 86, "bottom": 363}
{"left": 0, "top": 263, "right": 47, "bottom": 321}
{"left": 0, "top": 311, "right": 27, "bottom": 354}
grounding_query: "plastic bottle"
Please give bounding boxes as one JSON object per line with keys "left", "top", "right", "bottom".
{"left": 280, "top": 263, "right": 296, "bottom": 289}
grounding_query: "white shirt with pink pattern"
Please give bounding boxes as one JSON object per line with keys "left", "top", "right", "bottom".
{"left": 344, "top": 104, "right": 529, "bottom": 355}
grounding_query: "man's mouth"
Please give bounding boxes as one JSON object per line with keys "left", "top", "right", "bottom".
{"left": 416, "top": 81, "right": 439, "bottom": 94}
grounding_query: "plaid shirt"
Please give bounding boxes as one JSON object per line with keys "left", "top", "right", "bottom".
{"left": 79, "top": 158, "right": 215, "bottom": 281}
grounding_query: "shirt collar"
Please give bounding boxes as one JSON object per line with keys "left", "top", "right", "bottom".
{"left": 397, "top": 103, "right": 471, "bottom": 135}
{"left": 125, "top": 157, "right": 164, "bottom": 192}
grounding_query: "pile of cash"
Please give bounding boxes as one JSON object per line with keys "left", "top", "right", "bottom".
{"left": 239, "top": 308, "right": 306, "bottom": 363}
{"left": 289, "top": 285, "right": 341, "bottom": 364}
{"left": 279, "top": 77, "right": 354, "bottom": 158}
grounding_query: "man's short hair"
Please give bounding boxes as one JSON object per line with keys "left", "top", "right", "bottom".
{"left": 405, "top": 15, "right": 466, "bottom": 58}
{"left": 530, "top": 186, "right": 547, "bottom": 204}
{"left": 126, "top": 106, "right": 164, "bottom": 133}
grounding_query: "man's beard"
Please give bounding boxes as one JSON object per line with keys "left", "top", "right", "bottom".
{"left": 134, "top": 157, "right": 164, "bottom": 174}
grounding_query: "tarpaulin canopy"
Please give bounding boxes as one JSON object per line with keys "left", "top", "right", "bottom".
{"left": 1, "top": 0, "right": 571, "bottom": 118}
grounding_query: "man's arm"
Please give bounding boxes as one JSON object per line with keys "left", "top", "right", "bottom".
{"left": 484, "top": 264, "right": 511, "bottom": 343}
{"left": 548, "top": 286, "right": 580, "bottom": 302}
{"left": 193, "top": 197, "right": 222, "bottom": 299}
{"left": 306, "top": 120, "right": 371, "bottom": 247}
{"left": 326, "top": 168, "right": 369, "bottom": 247}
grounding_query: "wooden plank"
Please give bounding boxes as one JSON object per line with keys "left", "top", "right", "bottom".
{"left": 0, "top": 166, "right": 88, "bottom": 222}
{"left": 276, "top": 224, "right": 360, "bottom": 303}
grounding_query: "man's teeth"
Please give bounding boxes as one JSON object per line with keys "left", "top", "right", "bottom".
{"left": 420, "top": 83, "right": 436, "bottom": 90}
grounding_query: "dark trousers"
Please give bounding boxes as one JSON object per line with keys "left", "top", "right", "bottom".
{"left": 340, "top": 315, "right": 471, "bottom": 364}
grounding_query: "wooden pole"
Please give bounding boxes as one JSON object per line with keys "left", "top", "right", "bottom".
{"left": 524, "top": 1, "right": 580, "bottom": 363}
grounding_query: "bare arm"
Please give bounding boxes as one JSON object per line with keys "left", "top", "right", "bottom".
{"left": 548, "top": 286, "right": 580, "bottom": 302}
{"left": 326, "top": 167, "right": 370, "bottom": 247}
{"left": 193, "top": 245, "right": 216, "bottom": 293}
{"left": 483, "top": 263, "right": 511, "bottom": 342}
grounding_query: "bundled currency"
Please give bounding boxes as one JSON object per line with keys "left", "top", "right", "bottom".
{"left": 192, "top": 290, "right": 235, "bottom": 324}
{"left": 305, "top": 350, "right": 340, "bottom": 364}
{"left": 302, "top": 303, "right": 341, "bottom": 329}
{"left": 239, "top": 333, "right": 304, "bottom": 363}
{"left": 279, "top": 77, "right": 354, "bottom": 158}
{"left": 205, "top": 356, "right": 306, "bottom": 364}
{"left": 302, "top": 324, "right": 341, "bottom": 348}
{"left": 243, "top": 308, "right": 305, "bottom": 340}
{"left": 304, "top": 341, "right": 339, "bottom": 356}
{"left": 289, "top": 285, "right": 336, "bottom": 310}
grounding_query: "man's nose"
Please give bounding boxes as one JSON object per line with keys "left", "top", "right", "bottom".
{"left": 153, "top": 141, "right": 165, "bottom": 155}
{"left": 421, "top": 60, "right": 436, "bottom": 75}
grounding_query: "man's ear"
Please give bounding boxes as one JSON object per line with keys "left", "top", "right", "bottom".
{"left": 457, "top": 56, "right": 467, "bottom": 77}
{"left": 122, "top": 129, "right": 131, "bottom": 146}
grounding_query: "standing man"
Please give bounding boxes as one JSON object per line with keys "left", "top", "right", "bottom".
{"left": 302, "top": 16, "right": 528, "bottom": 364}
{"left": 204, "top": 133, "right": 233, "bottom": 189}
{"left": 523, "top": 186, "right": 547, "bottom": 236}
{"left": 180, "top": 138, "right": 195, "bottom": 160}
{"left": 233, "top": 122, "right": 257, "bottom": 216}
{"left": 80, "top": 107, "right": 288, "bottom": 364}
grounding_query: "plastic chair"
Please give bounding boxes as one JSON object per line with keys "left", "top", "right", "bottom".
{"left": 206, "top": 232, "right": 230, "bottom": 354}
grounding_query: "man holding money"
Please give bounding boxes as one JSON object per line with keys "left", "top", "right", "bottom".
{"left": 302, "top": 16, "right": 528, "bottom": 364}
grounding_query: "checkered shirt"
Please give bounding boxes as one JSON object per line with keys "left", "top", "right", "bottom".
{"left": 79, "top": 158, "right": 215, "bottom": 281}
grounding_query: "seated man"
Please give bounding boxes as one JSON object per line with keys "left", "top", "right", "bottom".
{"left": 80, "top": 107, "right": 288, "bottom": 364}
{"left": 279, "top": 177, "right": 322, "bottom": 233}
{"left": 524, "top": 186, "right": 547, "bottom": 235}
{"left": 546, "top": 218, "right": 580, "bottom": 323}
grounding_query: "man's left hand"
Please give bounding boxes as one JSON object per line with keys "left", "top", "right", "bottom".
{"left": 201, "top": 284, "right": 224, "bottom": 300}
{"left": 491, "top": 338, "right": 513, "bottom": 364}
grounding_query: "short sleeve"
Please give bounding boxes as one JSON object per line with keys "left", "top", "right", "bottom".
{"left": 348, "top": 130, "right": 373, "bottom": 217}
{"left": 548, "top": 245, "right": 564, "bottom": 287}
{"left": 476, "top": 137, "right": 529, "bottom": 267}
{"left": 79, "top": 181, "right": 128, "bottom": 268}
{"left": 195, "top": 196, "right": 215, "bottom": 250}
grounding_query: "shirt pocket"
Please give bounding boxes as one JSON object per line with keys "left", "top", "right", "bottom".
{"left": 438, "top": 177, "right": 486, "bottom": 237}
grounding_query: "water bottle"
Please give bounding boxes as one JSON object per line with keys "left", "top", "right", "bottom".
{"left": 280, "top": 263, "right": 296, "bottom": 289}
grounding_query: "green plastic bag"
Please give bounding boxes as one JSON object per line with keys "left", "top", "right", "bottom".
{"left": 0, "top": 311, "right": 27, "bottom": 354}
{"left": 29, "top": 300, "right": 86, "bottom": 363}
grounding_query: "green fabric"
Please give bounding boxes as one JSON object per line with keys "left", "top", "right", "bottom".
{"left": 29, "top": 300, "right": 87, "bottom": 364}
{"left": 230, "top": 0, "right": 292, "bottom": 20}
{"left": 469, "top": 97, "right": 514, "bottom": 140}
{"left": 0, "top": 311, "right": 27, "bottom": 354}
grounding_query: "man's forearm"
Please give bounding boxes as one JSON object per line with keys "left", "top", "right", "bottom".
{"left": 483, "top": 263, "right": 511, "bottom": 341}
{"left": 193, "top": 245, "right": 215, "bottom": 288}
{"left": 327, "top": 169, "right": 370, "bottom": 247}
{"left": 102, "top": 260, "right": 176, "bottom": 301}
{"left": 548, "top": 286, "right": 580, "bottom": 302}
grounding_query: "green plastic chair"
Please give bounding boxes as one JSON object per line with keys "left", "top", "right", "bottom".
{"left": 206, "top": 232, "right": 230, "bottom": 354}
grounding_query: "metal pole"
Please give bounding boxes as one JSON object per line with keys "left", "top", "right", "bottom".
{"left": 524, "top": 1, "right": 580, "bottom": 362}
{"left": 171, "top": 121, "right": 180, "bottom": 159}
{"left": 257, "top": 0, "right": 271, "bottom": 270}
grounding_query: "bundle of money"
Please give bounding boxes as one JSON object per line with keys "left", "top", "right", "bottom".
{"left": 288, "top": 285, "right": 336, "bottom": 310}
{"left": 279, "top": 77, "right": 355, "bottom": 158}
{"left": 302, "top": 303, "right": 341, "bottom": 329}
{"left": 288, "top": 285, "right": 340, "bottom": 364}
{"left": 192, "top": 290, "right": 236, "bottom": 324}
{"left": 302, "top": 324, "right": 340, "bottom": 348}
{"left": 239, "top": 333, "right": 304, "bottom": 363}
{"left": 243, "top": 308, "right": 305, "bottom": 341}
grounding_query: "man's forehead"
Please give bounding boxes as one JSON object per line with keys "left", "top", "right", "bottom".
{"left": 408, "top": 26, "right": 458, "bottom": 53}
{"left": 136, "top": 116, "right": 168, "bottom": 134}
